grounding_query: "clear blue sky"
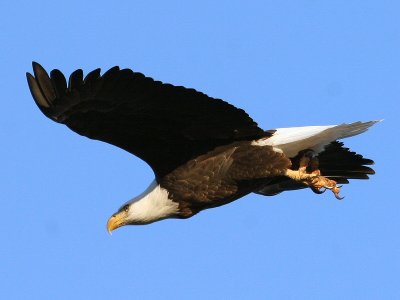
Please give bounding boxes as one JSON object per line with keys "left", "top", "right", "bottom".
{"left": 1, "top": 1, "right": 399, "bottom": 299}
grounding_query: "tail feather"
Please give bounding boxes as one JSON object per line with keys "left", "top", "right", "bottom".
{"left": 263, "top": 121, "right": 380, "bottom": 158}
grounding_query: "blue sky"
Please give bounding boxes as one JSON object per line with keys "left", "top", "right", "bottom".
{"left": 1, "top": 1, "right": 399, "bottom": 299}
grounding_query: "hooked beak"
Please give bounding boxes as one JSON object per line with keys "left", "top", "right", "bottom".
{"left": 107, "top": 212, "right": 126, "bottom": 235}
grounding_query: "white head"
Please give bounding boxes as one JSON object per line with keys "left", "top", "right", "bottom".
{"left": 107, "top": 180, "right": 179, "bottom": 233}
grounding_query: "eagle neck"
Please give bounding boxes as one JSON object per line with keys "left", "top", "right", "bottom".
{"left": 125, "top": 180, "right": 179, "bottom": 224}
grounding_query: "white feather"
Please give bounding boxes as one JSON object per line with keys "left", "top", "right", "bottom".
{"left": 124, "top": 180, "right": 179, "bottom": 224}
{"left": 253, "top": 120, "right": 380, "bottom": 157}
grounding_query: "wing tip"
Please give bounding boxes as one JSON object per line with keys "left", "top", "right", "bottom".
{"left": 26, "top": 68, "right": 51, "bottom": 109}
{"left": 32, "top": 61, "right": 40, "bottom": 69}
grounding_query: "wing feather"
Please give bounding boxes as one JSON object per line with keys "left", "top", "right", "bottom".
{"left": 50, "top": 69, "right": 67, "bottom": 99}
{"left": 27, "top": 62, "right": 268, "bottom": 178}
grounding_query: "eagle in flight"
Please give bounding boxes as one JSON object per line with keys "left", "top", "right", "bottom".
{"left": 27, "top": 62, "right": 377, "bottom": 233}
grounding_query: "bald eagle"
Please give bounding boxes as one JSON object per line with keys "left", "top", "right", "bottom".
{"left": 27, "top": 62, "right": 377, "bottom": 233}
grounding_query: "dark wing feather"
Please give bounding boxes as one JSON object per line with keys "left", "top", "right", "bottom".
{"left": 27, "top": 62, "right": 268, "bottom": 178}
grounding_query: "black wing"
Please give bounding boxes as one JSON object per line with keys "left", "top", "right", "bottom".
{"left": 27, "top": 62, "right": 268, "bottom": 178}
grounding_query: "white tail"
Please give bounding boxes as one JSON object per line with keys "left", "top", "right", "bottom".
{"left": 256, "top": 120, "right": 380, "bottom": 157}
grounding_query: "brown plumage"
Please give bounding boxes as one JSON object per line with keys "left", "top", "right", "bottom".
{"left": 162, "top": 142, "right": 291, "bottom": 217}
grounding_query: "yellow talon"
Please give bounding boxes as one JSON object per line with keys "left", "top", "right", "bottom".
{"left": 285, "top": 154, "right": 344, "bottom": 200}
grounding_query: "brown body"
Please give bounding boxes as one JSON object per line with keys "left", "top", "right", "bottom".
{"left": 161, "top": 141, "right": 291, "bottom": 217}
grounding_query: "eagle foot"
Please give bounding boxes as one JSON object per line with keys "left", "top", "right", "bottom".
{"left": 285, "top": 153, "right": 344, "bottom": 200}
{"left": 308, "top": 176, "right": 344, "bottom": 200}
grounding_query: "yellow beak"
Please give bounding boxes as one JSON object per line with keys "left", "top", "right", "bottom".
{"left": 107, "top": 212, "right": 126, "bottom": 234}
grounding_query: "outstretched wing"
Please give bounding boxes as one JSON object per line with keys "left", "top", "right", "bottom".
{"left": 27, "top": 62, "right": 268, "bottom": 178}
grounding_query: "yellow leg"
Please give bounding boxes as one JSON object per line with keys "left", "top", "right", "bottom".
{"left": 285, "top": 156, "right": 344, "bottom": 200}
